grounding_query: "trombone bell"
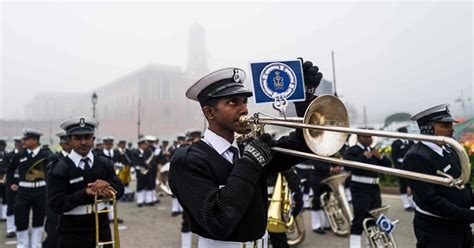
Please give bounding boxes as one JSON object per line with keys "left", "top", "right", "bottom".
{"left": 303, "top": 95, "right": 350, "bottom": 156}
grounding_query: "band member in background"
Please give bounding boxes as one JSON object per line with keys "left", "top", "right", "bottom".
{"left": 7, "top": 129, "right": 51, "bottom": 247}
{"left": 170, "top": 134, "right": 187, "bottom": 217}
{"left": 309, "top": 160, "right": 342, "bottom": 234}
{"left": 344, "top": 131, "right": 392, "bottom": 248}
{"left": 43, "top": 131, "right": 71, "bottom": 248}
{"left": 0, "top": 137, "right": 7, "bottom": 221}
{"left": 93, "top": 138, "right": 104, "bottom": 154}
{"left": 391, "top": 126, "right": 415, "bottom": 211}
{"left": 169, "top": 60, "right": 321, "bottom": 247}
{"left": 404, "top": 105, "right": 474, "bottom": 248}
{"left": 294, "top": 162, "right": 313, "bottom": 210}
{"left": 99, "top": 136, "right": 125, "bottom": 223}
{"left": 47, "top": 117, "right": 124, "bottom": 248}
{"left": 4, "top": 136, "right": 22, "bottom": 238}
{"left": 132, "top": 137, "right": 154, "bottom": 207}
{"left": 145, "top": 135, "right": 160, "bottom": 205}
{"left": 267, "top": 168, "right": 303, "bottom": 248}
{"left": 117, "top": 140, "right": 133, "bottom": 202}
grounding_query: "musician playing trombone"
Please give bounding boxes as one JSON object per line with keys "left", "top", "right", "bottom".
{"left": 47, "top": 117, "right": 124, "bottom": 248}
{"left": 403, "top": 105, "right": 474, "bottom": 248}
{"left": 169, "top": 60, "right": 322, "bottom": 248}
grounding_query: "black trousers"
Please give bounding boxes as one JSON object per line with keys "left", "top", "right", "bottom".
{"left": 310, "top": 175, "right": 329, "bottom": 210}
{"left": 136, "top": 171, "right": 154, "bottom": 191}
{"left": 43, "top": 206, "right": 59, "bottom": 248}
{"left": 350, "top": 182, "right": 381, "bottom": 235}
{"left": 6, "top": 184, "right": 17, "bottom": 215}
{"left": 0, "top": 183, "right": 6, "bottom": 204}
{"left": 414, "top": 213, "right": 472, "bottom": 248}
{"left": 268, "top": 232, "right": 289, "bottom": 248}
{"left": 58, "top": 213, "right": 112, "bottom": 248}
{"left": 15, "top": 187, "right": 46, "bottom": 231}
{"left": 181, "top": 211, "right": 191, "bottom": 232}
{"left": 398, "top": 177, "right": 408, "bottom": 194}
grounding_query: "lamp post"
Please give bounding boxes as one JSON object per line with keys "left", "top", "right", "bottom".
{"left": 91, "top": 92, "right": 98, "bottom": 119}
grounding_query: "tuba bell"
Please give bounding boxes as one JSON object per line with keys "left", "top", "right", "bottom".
{"left": 362, "top": 205, "right": 398, "bottom": 248}
{"left": 267, "top": 172, "right": 305, "bottom": 246}
{"left": 320, "top": 173, "right": 353, "bottom": 236}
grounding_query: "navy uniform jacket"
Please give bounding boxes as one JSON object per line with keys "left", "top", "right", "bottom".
{"left": 343, "top": 145, "right": 392, "bottom": 178}
{"left": 169, "top": 130, "right": 310, "bottom": 242}
{"left": 7, "top": 148, "right": 51, "bottom": 185}
{"left": 391, "top": 139, "right": 414, "bottom": 169}
{"left": 403, "top": 142, "right": 474, "bottom": 227}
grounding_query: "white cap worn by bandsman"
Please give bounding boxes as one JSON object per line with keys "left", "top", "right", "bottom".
{"left": 22, "top": 129, "right": 43, "bottom": 139}
{"left": 102, "top": 136, "right": 114, "bottom": 143}
{"left": 186, "top": 68, "right": 253, "bottom": 106}
{"left": 60, "top": 117, "right": 98, "bottom": 136}
{"left": 144, "top": 135, "right": 157, "bottom": 142}
{"left": 12, "top": 136, "right": 22, "bottom": 142}
{"left": 410, "top": 104, "right": 457, "bottom": 126}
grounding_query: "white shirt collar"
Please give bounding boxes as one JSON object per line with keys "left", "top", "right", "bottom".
{"left": 357, "top": 142, "right": 370, "bottom": 151}
{"left": 103, "top": 148, "right": 114, "bottom": 157}
{"left": 203, "top": 128, "right": 239, "bottom": 157}
{"left": 28, "top": 146, "right": 41, "bottom": 157}
{"left": 421, "top": 141, "right": 446, "bottom": 157}
{"left": 68, "top": 149, "right": 94, "bottom": 169}
{"left": 61, "top": 150, "right": 69, "bottom": 157}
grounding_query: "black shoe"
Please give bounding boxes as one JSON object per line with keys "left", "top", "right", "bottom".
{"left": 145, "top": 202, "right": 155, "bottom": 207}
{"left": 313, "top": 228, "right": 326, "bottom": 234}
{"left": 324, "top": 227, "right": 331, "bottom": 231}
{"left": 154, "top": 199, "right": 161, "bottom": 204}
{"left": 137, "top": 203, "right": 144, "bottom": 208}
{"left": 6, "top": 232, "right": 15, "bottom": 238}
{"left": 117, "top": 218, "right": 124, "bottom": 224}
{"left": 171, "top": 211, "right": 180, "bottom": 217}
{"left": 405, "top": 207, "right": 415, "bottom": 212}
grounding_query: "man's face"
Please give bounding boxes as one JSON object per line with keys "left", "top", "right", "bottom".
{"left": 22, "top": 137, "right": 39, "bottom": 150}
{"left": 69, "top": 134, "right": 94, "bottom": 156}
{"left": 207, "top": 96, "right": 249, "bottom": 134}
{"left": 104, "top": 142, "right": 113, "bottom": 150}
{"left": 357, "top": 135, "right": 373, "bottom": 147}
{"left": 138, "top": 142, "right": 149, "bottom": 150}
{"left": 117, "top": 143, "right": 125, "bottom": 149}
{"left": 433, "top": 122, "right": 454, "bottom": 137}
{"left": 60, "top": 142, "right": 71, "bottom": 153}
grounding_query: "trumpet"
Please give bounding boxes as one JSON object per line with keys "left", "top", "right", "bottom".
{"left": 94, "top": 193, "right": 120, "bottom": 248}
{"left": 239, "top": 95, "right": 471, "bottom": 189}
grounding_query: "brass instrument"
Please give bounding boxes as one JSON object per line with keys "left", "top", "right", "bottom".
{"left": 239, "top": 95, "right": 471, "bottom": 189}
{"left": 320, "top": 173, "right": 353, "bottom": 236}
{"left": 267, "top": 173, "right": 305, "bottom": 246}
{"left": 94, "top": 193, "right": 120, "bottom": 248}
{"left": 25, "top": 158, "right": 47, "bottom": 181}
{"left": 267, "top": 173, "right": 293, "bottom": 233}
{"left": 362, "top": 205, "right": 398, "bottom": 248}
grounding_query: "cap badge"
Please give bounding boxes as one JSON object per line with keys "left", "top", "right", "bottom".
{"left": 79, "top": 118, "right": 85, "bottom": 127}
{"left": 233, "top": 69, "right": 240, "bottom": 83}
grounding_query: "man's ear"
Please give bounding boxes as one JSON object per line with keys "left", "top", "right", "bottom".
{"left": 202, "top": 106, "right": 215, "bottom": 120}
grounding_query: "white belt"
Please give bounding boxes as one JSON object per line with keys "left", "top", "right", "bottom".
{"left": 351, "top": 175, "right": 379, "bottom": 184}
{"left": 19, "top": 180, "right": 46, "bottom": 188}
{"left": 14, "top": 172, "right": 19, "bottom": 178}
{"left": 198, "top": 232, "right": 268, "bottom": 248}
{"left": 63, "top": 202, "right": 107, "bottom": 215}
{"left": 415, "top": 206, "right": 451, "bottom": 220}
{"left": 295, "top": 164, "right": 314, "bottom": 170}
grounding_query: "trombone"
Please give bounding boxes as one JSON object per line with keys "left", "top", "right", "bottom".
{"left": 239, "top": 95, "right": 471, "bottom": 189}
{"left": 94, "top": 193, "right": 120, "bottom": 248}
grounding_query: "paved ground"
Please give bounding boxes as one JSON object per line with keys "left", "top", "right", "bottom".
{"left": 0, "top": 193, "right": 417, "bottom": 247}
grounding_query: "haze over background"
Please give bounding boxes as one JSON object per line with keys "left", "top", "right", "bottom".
{"left": 1, "top": 0, "right": 473, "bottom": 124}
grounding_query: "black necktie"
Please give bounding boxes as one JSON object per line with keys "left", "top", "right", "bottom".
{"left": 228, "top": 146, "right": 240, "bottom": 164}
{"left": 81, "top": 158, "right": 91, "bottom": 170}
{"left": 28, "top": 151, "right": 34, "bottom": 158}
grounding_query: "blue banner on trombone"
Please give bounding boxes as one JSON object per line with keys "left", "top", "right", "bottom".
{"left": 250, "top": 60, "right": 305, "bottom": 104}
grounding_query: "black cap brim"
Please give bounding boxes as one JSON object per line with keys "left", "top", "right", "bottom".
{"left": 211, "top": 86, "right": 253, "bottom": 98}
{"left": 434, "top": 116, "right": 458, "bottom": 123}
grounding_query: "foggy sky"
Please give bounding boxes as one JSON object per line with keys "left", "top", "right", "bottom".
{"left": 1, "top": 1, "right": 473, "bottom": 123}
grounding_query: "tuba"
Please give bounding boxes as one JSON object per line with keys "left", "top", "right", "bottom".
{"left": 362, "top": 205, "right": 398, "bottom": 248}
{"left": 320, "top": 173, "right": 353, "bottom": 236}
{"left": 267, "top": 173, "right": 305, "bottom": 246}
